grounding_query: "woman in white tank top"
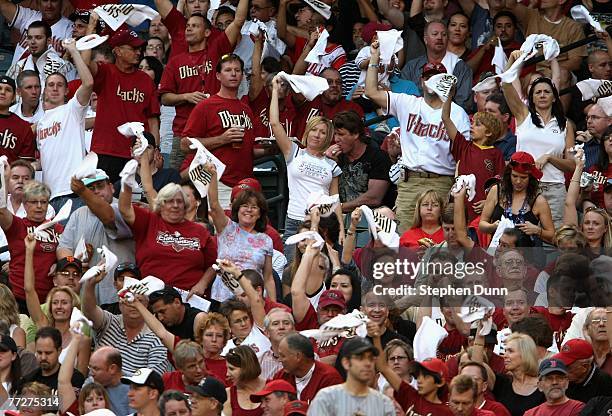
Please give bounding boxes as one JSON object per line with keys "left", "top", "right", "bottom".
{"left": 502, "top": 51, "right": 576, "bottom": 228}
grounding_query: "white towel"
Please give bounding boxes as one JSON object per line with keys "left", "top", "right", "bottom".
{"left": 187, "top": 138, "right": 227, "bottom": 198}
{"left": 33, "top": 199, "right": 72, "bottom": 238}
{"left": 75, "top": 34, "right": 108, "bottom": 51}
{"left": 492, "top": 37, "right": 507, "bottom": 75}
{"left": 451, "top": 174, "right": 477, "bottom": 201}
{"left": 117, "top": 122, "right": 147, "bottom": 156}
{"left": 413, "top": 316, "right": 448, "bottom": 361}
{"left": 94, "top": 4, "right": 159, "bottom": 31}
{"left": 575, "top": 79, "right": 612, "bottom": 100}
{"left": 69, "top": 307, "right": 93, "bottom": 335}
{"left": 277, "top": 71, "right": 329, "bottom": 101}
{"left": 0, "top": 156, "right": 8, "bottom": 209}
{"left": 377, "top": 29, "right": 403, "bottom": 65}
{"left": 119, "top": 159, "right": 139, "bottom": 192}
{"left": 459, "top": 295, "right": 495, "bottom": 335}
{"left": 285, "top": 230, "right": 325, "bottom": 248}
{"left": 73, "top": 152, "right": 98, "bottom": 180}
{"left": 300, "top": 310, "right": 368, "bottom": 341}
{"left": 303, "top": 0, "right": 331, "bottom": 19}
{"left": 305, "top": 29, "right": 329, "bottom": 65}
{"left": 493, "top": 327, "right": 512, "bottom": 356}
{"left": 599, "top": 95, "right": 612, "bottom": 117}
{"left": 360, "top": 205, "right": 400, "bottom": 247}
{"left": 424, "top": 73, "right": 457, "bottom": 102}
{"left": 212, "top": 262, "right": 245, "bottom": 295}
{"left": 119, "top": 275, "right": 165, "bottom": 299}
{"left": 487, "top": 215, "right": 514, "bottom": 255}
{"left": 306, "top": 192, "right": 340, "bottom": 217}
{"left": 74, "top": 236, "right": 88, "bottom": 262}
{"left": 80, "top": 410, "right": 118, "bottom": 416}
{"left": 472, "top": 76, "right": 499, "bottom": 93}
{"left": 571, "top": 5, "right": 603, "bottom": 32}
{"left": 98, "top": 245, "right": 118, "bottom": 274}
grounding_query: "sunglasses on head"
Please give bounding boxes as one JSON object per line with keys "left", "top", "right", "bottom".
{"left": 509, "top": 160, "right": 535, "bottom": 170}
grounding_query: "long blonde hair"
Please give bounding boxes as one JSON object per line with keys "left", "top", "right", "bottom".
{"left": 505, "top": 333, "right": 539, "bottom": 377}
{"left": 582, "top": 207, "right": 612, "bottom": 249}
{"left": 45, "top": 286, "right": 80, "bottom": 326}
{"left": 301, "top": 116, "right": 334, "bottom": 151}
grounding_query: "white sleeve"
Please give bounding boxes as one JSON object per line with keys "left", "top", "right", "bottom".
{"left": 10, "top": 6, "right": 38, "bottom": 30}
{"left": 69, "top": 96, "right": 89, "bottom": 118}
{"left": 384, "top": 91, "right": 417, "bottom": 119}
{"left": 354, "top": 47, "right": 370, "bottom": 67}
{"left": 561, "top": 307, "right": 591, "bottom": 346}
{"left": 285, "top": 142, "right": 299, "bottom": 164}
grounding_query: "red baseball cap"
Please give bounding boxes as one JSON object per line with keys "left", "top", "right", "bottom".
{"left": 108, "top": 29, "right": 145, "bottom": 48}
{"left": 509, "top": 151, "right": 543, "bottom": 180}
{"left": 284, "top": 400, "right": 309, "bottom": 416}
{"left": 317, "top": 289, "right": 347, "bottom": 310}
{"left": 250, "top": 380, "right": 297, "bottom": 402}
{"left": 361, "top": 22, "right": 392, "bottom": 44}
{"left": 422, "top": 62, "right": 447, "bottom": 78}
{"left": 230, "top": 178, "right": 262, "bottom": 201}
{"left": 416, "top": 357, "right": 449, "bottom": 380}
{"left": 552, "top": 339, "right": 594, "bottom": 366}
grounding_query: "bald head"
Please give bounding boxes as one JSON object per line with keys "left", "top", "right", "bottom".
{"left": 588, "top": 50, "right": 612, "bottom": 80}
{"left": 89, "top": 346, "right": 123, "bottom": 386}
{"left": 586, "top": 104, "right": 610, "bottom": 138}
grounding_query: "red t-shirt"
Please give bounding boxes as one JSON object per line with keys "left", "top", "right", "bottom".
{"left": 0, "top": 113, "right": 36, "bottom": 162}
{"left": 394, "top": 380, "right": 454, "bottom": 416}
{"left": 273, "top": 361, "right": 343, "bottom": 403}
{"left": 588, "top": 164, "right": 612, "bottom": 208}
{"left": 163, "top": 370, "right": 187, "bottom": 392}
{"left": 474, "top": 409, "right": 496, "bottom": 416}
{"left": 438, "top": 326, "right": 468, "bottom": 358}
{"left": 159, "top": 34, "right": 234, "bottom": 135}
{"left": 91, "top": 63, "right": 160, "bottom": 159}
{"left": 250, "top": 89, "right": 297, "bottom": 138}
{"left": 314, "top": 335, "right": 345, "bottom": 359}
{"left": 531, "top": 307, "right": 574, "bottom": 350}
{"left": 205, "top": 357, "right": 230, "bottom": 386}
{"left": 295, "top": 304, "right": 319, "bottom": 331}
{"left": 481, "top": 399, "right": 512, "bottom": 416}
{"left": 163, "top": 7, "right": 188, "bottom": 59}
{"left": 182, "top": 94, "right": 256, "bottom": 187}
{"left": 129, "top": 205, "right": 217, "bottom": 290}
{"left": 399, "top": 227, "right": 445, "bottom": 248}
{"left": 523, "top": 399, "right": 585, "bottom": 415}
{"left": 6, "top": 217, "right": 63, "bottom": 301}
{"left": 451, "top": 132, "right": 504, "bottom": 222}
{"left": 293, "top": 96, "right": 363, "bottom": 141}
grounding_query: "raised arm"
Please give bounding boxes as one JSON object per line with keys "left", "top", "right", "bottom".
{"left": 24, "top": 234, "right": 48, "bottom": 328}
{"left": 221, "top": 260, "right": 266, "bottom": 327}
{"left": 291, "top": 242, "right": 319, "bottom": 323}
{"left": 452, "top": 187, "right": 475, "bottom": 249}
{"left": 154, "top": 0, "right": 174, "bottom": 19}
{"left": 356, "top": 0, "right": 378, "bottom": 22}
{"left": 205, "top": 163, "right": 229, "bottom": 234}
{"left": 501, "top": 51, "right": 530, "bottom": 125}
{"left": 376, "top": 0, "right": 404, "bottom": 28}
{"left": 118, "top": 180, "right": 136, "bottom": 226}
{"left": 276, "top": 0, "right": 296, "bottom": 47}
{"left": 341, "top": 208, "right": 360, "bottom": 265}
{"left": 409, "top": 0, "right": 422, "bottom": 17}
{"left": 80, "top": 13, "right": 100, "bottom": 77}
{"left": 139, "top": 148, "right": 158, "bottom": 204}
{"left": 0, "top": 165, "right": 14, "bottom": 230}
{"left": 0, "top": 0, "right": 17, "bottom": 26}
{"left": 365, "top": 41, "right": 388, "bottom": 111}
{"left": 70, "top": 177, "right": 115, "bottom": 226}
{"left": 225, "top": 0, "right": 249, "bottom": 46}
{"left": 130, "top": 297, "right": 176, "bottom": 352}
{"left": 292, "top": 31, "right": 318, "bottom": 75}
{"left": 441, "top": 85, "right": 458, "bottom": 142}
{"left": 81, "top": 266, "right": 107, "bottom": 330}
{"left": 368, "top": 321, "right": 402, "bottom": 391}
{"left": 270, "top": 75, "right": 294, "bottom": 158}
{"left": 563, "top": 148, "right": 584, "bottom": 227}
{"left": 57, "top": 329, "right": 81, "bottom": 413}
{"left": 63, "top": 39, "right": 93, "bottom": 106}
{"left": 249, "top": 31, "right": 265, "bottom": 101}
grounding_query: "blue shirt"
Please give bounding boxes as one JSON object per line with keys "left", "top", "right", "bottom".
{"left": 495, "top": 130, "right": 517, "bottom": 161}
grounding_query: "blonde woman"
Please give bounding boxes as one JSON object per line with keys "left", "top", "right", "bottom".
{"left": 473, "top": 332, "right": 544, "bottom": 416}
{"left": 399, "top": 189, "right": 446, "bottom": 248}
{"left": 270, "top": 74, "right": 345, "bottom": 260}
{"left": 23, "top": 234, "right": 91, "bottom": 375}
{"left": 0, "top": 284, "right": 26, "bottom": 348}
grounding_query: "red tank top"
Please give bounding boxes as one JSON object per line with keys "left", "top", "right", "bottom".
{"left": 229, "top": 385, "right": 264, "bottom": 416}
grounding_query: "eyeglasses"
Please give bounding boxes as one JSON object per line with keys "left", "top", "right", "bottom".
{"left": 591, "top": 318, "right": 608, "bottom": 325}
{"left": 388, "top": 355, "right": 409, "bottom": 362}
{"left": 240, "top": 204, "right": 260, "bottom": 211}
{"left": 87, "top": 181, "right": 107, "bottom": 191}
{"left": 25, "top": 199, "right": 48, "bottom": 206}
{"left": 57, "top": 271, "right": 80, "bottom": 278}
{"left": 586, "top": 115, "right": 606, "bottom": 121}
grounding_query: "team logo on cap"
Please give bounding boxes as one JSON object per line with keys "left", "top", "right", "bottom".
{"left": 562, "top": 344, "right": 571, "bottom": 352}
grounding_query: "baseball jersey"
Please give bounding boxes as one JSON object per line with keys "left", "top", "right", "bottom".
{"left": 395, "top": 380, "right": 454, "bottom": 416}
{"left": 385, "top": 91, "right": 470, "bottom": 176}
{"left": 0, "top": 112, "right": 36, "bottom": 162}
{"left": 250, "top": 89, "right": 296, "bottom": 138}
{"left": 293, "top": 97, "right": 364, "bottom": 142}
{"left": 292, "top": 36, "right": 346, "bottom": 75}
{"left": 182, "top": 94, "right": 255, "bottom": 187}
{"left": 9, "top": 6, "right": 73, "bottom": 66}
{"left": 159, "top": 33, "right": 234, "bottom": 136}
{"left": 37, "top": 97, "right": 88, "bottom": 199}
{"left": 91, "top": 63, "right": 160, "bottom": 159}
{"left": 6, "top": 216, "right": 63, "bottom": 301}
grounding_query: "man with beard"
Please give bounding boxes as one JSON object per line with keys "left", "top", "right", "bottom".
{"left": 308, "top": 338, "right": 395, "bottom": 415}
{"left": 16, "top": 326, "right": 85, "bottom": 393}
{"left": 7, "top": 21, "right": 73, "bottom": 85}
{"left": 524, "top": 358, "right": 584, "bottom": 415}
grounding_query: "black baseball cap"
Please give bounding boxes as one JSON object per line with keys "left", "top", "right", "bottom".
{"left": 0, "top": 76, "right": 16, "bottom": 92}
{"left": 56, "top": 256, "right": 83, "bottom": 274}
{"left": 538, "top": 358, "right": 568, "bottom": 377}
{"left": 0, "top": 334, "right": 17, "bottom": 353}
{"left": 341, "top": 337, "right": 379, "bottom": 358}
{"left": 69, "top": 9, "right": 90, "bottom": 22}
{"left": 114, "top": 262, "right": 141, "bottom": 279}
{"left": 187, "top": 377, "right": 228, "bottom": 404}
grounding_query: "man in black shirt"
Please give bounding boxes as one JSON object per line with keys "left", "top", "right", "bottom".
{"left": 16, "top": 327, "right": 85, "bottom": 394}
{"left": 148, "top": 286, "right": 207, "bottom": 341}
{"left": 553, "top": 339, "right": 612, "bottom": 403}
{"left": 327, "top": 111, "right": 392, "bottom": 213}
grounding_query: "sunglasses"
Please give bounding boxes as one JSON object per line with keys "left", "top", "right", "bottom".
{"left": 509, "top": 160, "right": 535, "bottom": 170}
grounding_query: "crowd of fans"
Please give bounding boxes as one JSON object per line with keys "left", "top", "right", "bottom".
{"left": 0, "top": 0, "right": 610, "bottom": 414}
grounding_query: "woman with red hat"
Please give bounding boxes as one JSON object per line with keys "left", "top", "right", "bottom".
{"left": 479, "top": 151, "right": 555, "bottom": 244}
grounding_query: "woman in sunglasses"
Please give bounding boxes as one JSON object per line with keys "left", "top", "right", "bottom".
{"left": 564, "top": 146, "right": 612, "bottom": 252}
{"left": 502, "top": 51, "right": 576, "bottom": 229}
{"left": 479, "top": 151, "right": 555, "bottom": 244}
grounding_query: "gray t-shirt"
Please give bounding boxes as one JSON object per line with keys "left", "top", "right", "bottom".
{"left": 307, "top": 384, "right": 396, "bottom": 416}
{"left": 58, "top": 200, "right": 135, "bottom": 305}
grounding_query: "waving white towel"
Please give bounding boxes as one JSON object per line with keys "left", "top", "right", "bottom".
{"left": 118, "top": 275, "right": 165, "bottom": 301}
{"left": 459, "top": 295, "right": 495, "bottom": 335}
{"left": 33, "top": 199, "right": 72, "bottom": 238}
{"left": 305, "top": 29, "right": 329, "bottom": 65}
{"left": 306, "top": 192, "right": 340, "bottom": 217}
{"left": 0, "top": 155, "right": 8, "bottom": 209}
{"left": 451, "top": 174, "right": 477, "bottom": 201}
{"left": 571, "top": 5, "right": 603, "bottom": 32}
{"left": 413, "top": 316, "right": 448, "bottom": 361}
{"left": 119, "top": 159, "right": 139, "bottom": 192}
{"left": 300, "top": 310, "right": 368, "bottom": 341}
{"left": 94, "top": 4, "right": 159, "bottom": 31}
{"left": 599, "top": 95, "right": 612, "bottom": 117}
{"left": 303, "top": 0, "right": 331, "bottom": 19}
{"left": 360, "top": 205, "right": 399, "bottom": 247}
{"left": 277, "top": 71, "right": 329, "bottom": 101}
{"left": 377, "top": 29, "right": 403, "bottom": 65}
{"left": 75, "top": 34, "right": 108, "bottom": 51}
{"left": 187, "top": 138, "right": 226, "bottom": 198}
{"left": 73, "top": 152, "right": 98, "bottom": 180}
{"left": 424, "top": 73, "right": 457, "bottom": 102}
{"left": 492, "top": 37, "right": 508, "bottom": 75}
{"left": 117, "top": 122, "right": 147, "bottom": 156}
{"left": 285, "top": 231, "right": 325, "bottom": 248}
{"left": 70, "top": 307, "right": 93, "bottom": 335}
{"left": 212, "top": 262, "right": 245, "bottom": 296}
{"left": 487, "top": 215, "right": 514, "bottom": 255}
{"left": 576, "top": 79, "right": 612, "bottom": 101}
